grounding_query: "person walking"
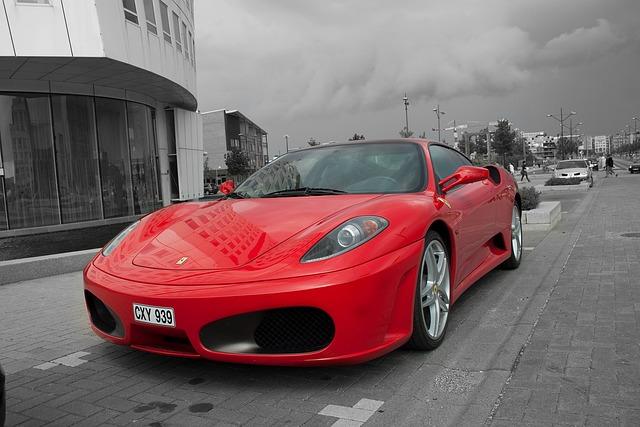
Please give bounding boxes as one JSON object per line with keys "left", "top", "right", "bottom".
{"left": 508, "top": 163, "right": 515, "bottom": 175}
{"left": 605, "top": 154, "right": 617, "bottom": 177}
{"left": 520, "top": 161, "right": 531, "bottom": 182}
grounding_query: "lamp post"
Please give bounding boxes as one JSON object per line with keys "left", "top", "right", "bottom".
{"left": 403, "top": 93, "right": 410, "bottom": 136}
{"left": 547, "top": 109, "right": 576, "bottom": 159}
{"left": 433, "top": 105, "right": 446, "bottom": 142}
{"left": 284, "top": 134, "right": 289, "bottom": 153}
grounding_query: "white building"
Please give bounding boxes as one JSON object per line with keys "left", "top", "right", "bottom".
{"left": 0, "top": 0, "right": 202, "bottom": 235}
{"left": 593, "top": 135, "right": 610, "bottom": 154}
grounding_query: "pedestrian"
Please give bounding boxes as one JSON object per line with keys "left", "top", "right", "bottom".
{"left": 520, "top": 161, "right": 530, "bottom": 182}
{"left": 605, "top": 154, "right": 617, "bottom": 177}
{"left": 508, "top": 163, "right": 515, "bottom": 175}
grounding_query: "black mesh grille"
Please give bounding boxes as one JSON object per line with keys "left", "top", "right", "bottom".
{"left": 254, "top": 307, "right": 334, "bottom": 353}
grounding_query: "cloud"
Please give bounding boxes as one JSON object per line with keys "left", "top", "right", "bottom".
{"left": 534, "top": 19, "right": 626, "bottom": 68}
{"left": 195, "top": 1, "right": 637, "bottom": 120}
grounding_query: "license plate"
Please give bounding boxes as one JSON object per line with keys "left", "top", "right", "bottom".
{"left": 133, "top": 303, "right": 175, "bottom": 327}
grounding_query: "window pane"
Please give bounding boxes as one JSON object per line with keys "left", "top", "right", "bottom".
{"left": 122, "top": 0, "right": 138, "bottom": 24}
{"left": 143, "top": 0, "right": 157, "bottom": 34}
{"left": 127, "top": 102, "right": 158, "bottom": 214}
{"left": 0, "top": 94, "right": 60, "bottom": 229}
{"left": 51, "top": 95, "right": 102, "bottom": 223}
{"left": 122, "top": 0, "right": 137, "bottom": 13}
{"left": 16, "top": 0, "right": 50, "bottom": 4}
{"left": 429, "top": 145, "right": 467, "bottom": 180}
{"left": 160, "top": 1, "right": 171, "bottom": 42}
{"left": 182, "top": 22, "right": 189, "bottom": 58}
{"left": 0, "top": 175, "right": 7, "bottom": 231}
{"left": 95, "top": 98, "right": 133, "bottom": 218}
{"left": 172, "top": 12, "right": 181, "bottom": 50}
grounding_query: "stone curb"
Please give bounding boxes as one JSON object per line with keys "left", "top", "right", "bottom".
{"left": 535, "top": 182, "right": 590, "bottom": 193}
{"left": 0, "top": 248, "right": 99, "bottom": 286}
{"left": 522, "top": 201, "right": 561, "bottom": 231}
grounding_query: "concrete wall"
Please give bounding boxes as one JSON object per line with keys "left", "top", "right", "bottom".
{"left": 174, "top": 108, "right": 203, "bottom": 200}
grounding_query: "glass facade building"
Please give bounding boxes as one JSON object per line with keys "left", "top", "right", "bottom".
{"left": 0, "top": 93, "right": 161, "bottom": 231}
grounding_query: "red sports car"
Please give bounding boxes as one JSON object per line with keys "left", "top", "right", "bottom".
{"left": 84, "top": 140, "right": 522, "bottom": 366}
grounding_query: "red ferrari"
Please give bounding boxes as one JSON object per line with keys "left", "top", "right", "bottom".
{"left": 84, "top": 140, "right": 522, "bottom": 366}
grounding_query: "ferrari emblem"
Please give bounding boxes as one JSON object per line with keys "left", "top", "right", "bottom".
{"left": 176, "top": 256, "right": 189, "bottom": 265}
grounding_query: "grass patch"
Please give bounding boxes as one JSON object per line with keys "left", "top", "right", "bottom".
{"left": 519, "top": 186, "right": 541, "bottom": 211}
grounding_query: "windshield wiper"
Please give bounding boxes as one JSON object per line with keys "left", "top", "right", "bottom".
{"left": 225, "top": 191, "right": 250, "bottom": 199}
{"left": 262, "top": 187, "right": 348, "bottom": 197}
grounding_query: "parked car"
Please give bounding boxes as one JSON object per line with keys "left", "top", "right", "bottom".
{"left": 204, "top": 183, "right": 218, "bottom": 195}
{"left": 553, "top": 159, "right": 592, "bottom": 182}
{"left": 629, "top": 162, "right": 640, "bottom": 174}
{"left": 84, "top": 140, "right": 522, "bottom": 366}
{"left": 1, "top": 362, "right": 5, "bottom": 427}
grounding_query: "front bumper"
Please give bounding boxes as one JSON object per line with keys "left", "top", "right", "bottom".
{"left": 84, "top": 240, "right": 423, "bottom": 366}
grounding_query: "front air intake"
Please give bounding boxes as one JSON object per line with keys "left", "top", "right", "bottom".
{"left": 84, "top": 291, "right": 124, "bottom": 337}
{"left": 200, "top": 307, "right": 335, "bottom": 354}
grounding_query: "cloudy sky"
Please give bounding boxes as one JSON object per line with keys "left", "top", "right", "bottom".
{"left": 195, "top": 0, "right": 640, "bottom": 155}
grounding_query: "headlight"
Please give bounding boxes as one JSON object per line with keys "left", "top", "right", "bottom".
{"left": 102, "top": 221, "right": 140, "bottom": 256}
{"left": 301, "top": 216, "right": 388, "bottom": 263}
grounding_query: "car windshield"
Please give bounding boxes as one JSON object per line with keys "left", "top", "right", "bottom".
{"left": 557, "top": 160, "right": 588, "bottom": 169}
{"left": 235, "top": 142, "right": 426, "bottom": 198}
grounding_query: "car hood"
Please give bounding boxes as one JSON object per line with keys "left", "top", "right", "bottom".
{"left": 555, "top": 168, "right": 588, "bottom": 175}
{"left": 132, "top": 195, "right": 381, "bottom": 271}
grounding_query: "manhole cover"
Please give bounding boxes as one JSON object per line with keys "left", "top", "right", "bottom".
{"left": 620, "top": 232, "right": 640, "bottom": 238}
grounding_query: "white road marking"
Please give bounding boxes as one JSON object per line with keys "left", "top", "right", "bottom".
{"left": 523, "top": 247, "right": 535, "bottom": 251}
{"left": 34, "top": 351, "right": 90, "bottom": 370}
{"left": 319, "top": 399, "right": 384, "bottom": 426}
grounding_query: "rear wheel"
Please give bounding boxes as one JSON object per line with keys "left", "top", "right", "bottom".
{"left": 407, "top": 230, "right": 451, "bottom": 350}
{"left": 502, "top": 204, "right": 522, "bottom": 270}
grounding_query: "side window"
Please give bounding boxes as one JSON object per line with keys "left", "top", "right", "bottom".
{"left": 429, "top": 145, "right": 469, "bottom": 181}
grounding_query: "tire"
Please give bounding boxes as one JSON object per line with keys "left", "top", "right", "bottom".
{"left": 502, "top": 204, "right": 523, "bottom": 270}
{"left": 407, "top": 230, "right": 451, "bottom": 350}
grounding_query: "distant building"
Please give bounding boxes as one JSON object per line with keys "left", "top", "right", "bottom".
{"left": 0, "top": 0, "right": 202, "bottom": 235}
{"left": 201, "top": 109, "right": 268, "bottom": 185}
{"left": 593, "top": 135, "right": 610, "bottom": 154}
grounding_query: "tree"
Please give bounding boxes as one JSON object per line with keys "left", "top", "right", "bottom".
{"left": 224, "top": 147, "right": 249, "bottom": 177}
{"left": 307, "top": 137, "right": 320, "bottom": 146}
{"left": 556, "top": 137, "right": 578, "bottom": 160}
{"left": 399, "top": 128, "right": 414, "bottom": 138}
{"left": 348, "top": 133, "right": 366, "bottom": 141}
{"left": 493, "top": 120, "right": 516, "bottom": 165}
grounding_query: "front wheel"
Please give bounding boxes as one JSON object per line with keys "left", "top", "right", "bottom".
{"left": 407, "top": 230, "right": 451, "bottom": 350}
{"left": 502, "top": 204, "right": 523, "bottom": 270}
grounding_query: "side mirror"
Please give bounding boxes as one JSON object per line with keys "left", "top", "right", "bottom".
{"left": 438, "top": 166, "right": 489, "bottom": 194}
{"left": 219, "top": 180, "right": 235, "bottom": 195}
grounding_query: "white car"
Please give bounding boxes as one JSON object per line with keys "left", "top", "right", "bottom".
{"left": 553, "top": 159, "right": 592, "bottom": 182}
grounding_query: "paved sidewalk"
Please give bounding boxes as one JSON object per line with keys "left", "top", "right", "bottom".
{"left": 491, "top": 173, "right": 640, "bottom": 425}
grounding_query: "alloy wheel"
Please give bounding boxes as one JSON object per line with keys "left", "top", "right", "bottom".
{"left": 419, "top": 240, "right": 450, "bottom": 339}
{"left": 511, "top": 206, "right": 522, "bottom": 261}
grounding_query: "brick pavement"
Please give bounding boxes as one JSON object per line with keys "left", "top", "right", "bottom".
{"left": 490, "top": 173, "right": 640, "bottom": 426}
{"left": 1, "top": 174, "right": 637, "bottom": 426}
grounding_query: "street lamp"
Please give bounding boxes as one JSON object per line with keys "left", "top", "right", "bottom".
{"left": 433, "top": 105, "right": 446, "bottom": 142}
{"left": 403, "top": 93, "right": 410, "bottom": 136}
{"left": 547, "top": 109, "right": 576, "bottom": 159}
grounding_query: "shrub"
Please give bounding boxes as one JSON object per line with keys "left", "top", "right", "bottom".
{"left": 519, "top": 186, "right": 540, "bottom": 211}
{"left": 545, "top": 177, "right": 583, "bottom": 186}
